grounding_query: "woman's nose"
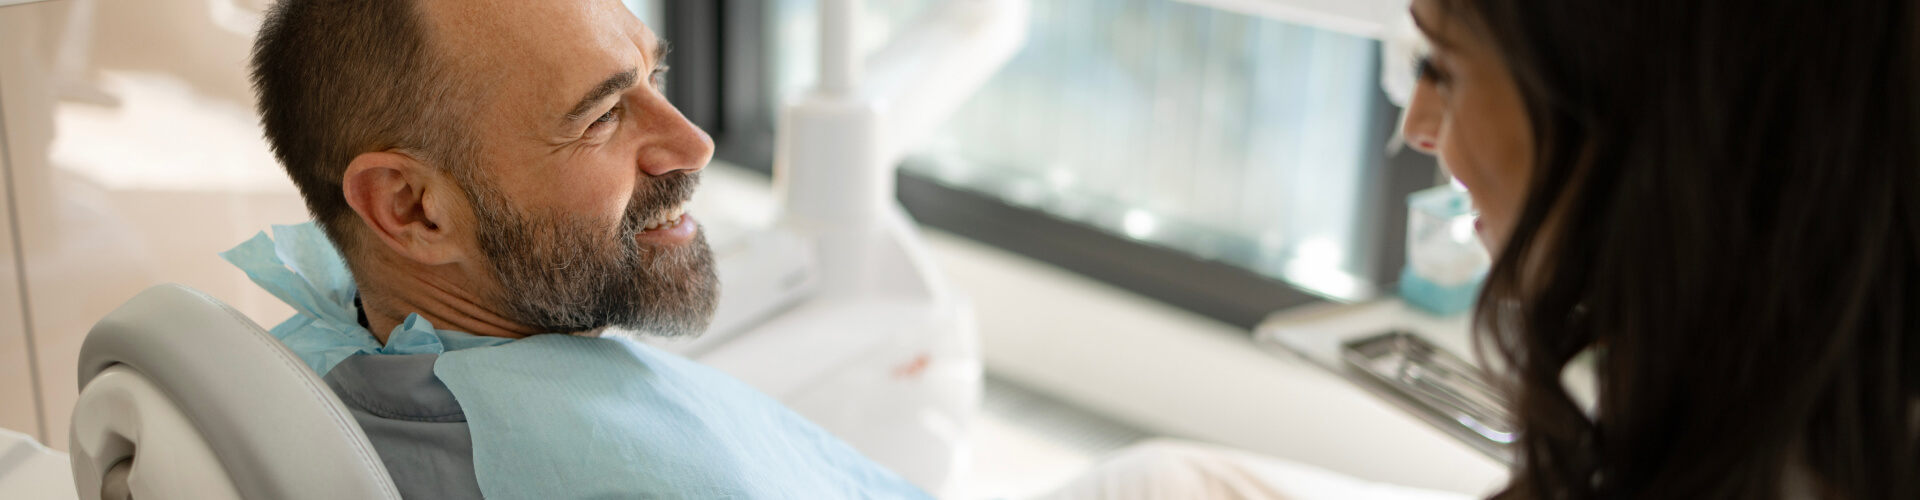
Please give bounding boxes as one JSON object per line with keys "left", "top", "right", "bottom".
{"left": 1402, "top": 81, "right": 1442, "bottom": 155}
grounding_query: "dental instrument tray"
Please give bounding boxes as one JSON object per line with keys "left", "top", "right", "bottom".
{"left": 1340, "top": 331, "right": 1516, "bottom": 461}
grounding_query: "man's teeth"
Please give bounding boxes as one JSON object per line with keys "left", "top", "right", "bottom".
{"left": 640, "top": 206, "right": 689, "bottom": 232}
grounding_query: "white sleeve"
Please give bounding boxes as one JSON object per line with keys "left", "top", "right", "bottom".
{"left": 1032, "top": 439, "right": 1478, "bottom": 500}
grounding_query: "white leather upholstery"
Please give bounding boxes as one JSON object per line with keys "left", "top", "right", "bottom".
{"left": 71, "top": 284, "right": 400, "bottom": 499}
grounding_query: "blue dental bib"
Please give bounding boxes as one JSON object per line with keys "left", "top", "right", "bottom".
{"left": 224, "top": 222, "right": 931, "bottom": 499}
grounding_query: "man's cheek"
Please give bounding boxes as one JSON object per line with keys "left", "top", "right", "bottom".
{"left": 562, "top": 170, "right": 638, "bottom": 223}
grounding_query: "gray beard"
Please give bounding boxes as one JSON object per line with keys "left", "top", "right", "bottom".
{"left": 465, "top": 171, "right": 717, "bottom": 337}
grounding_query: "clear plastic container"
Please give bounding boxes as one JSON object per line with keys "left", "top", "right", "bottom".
{"left": 1400, "top": 184, "right": 1490, "bottom": 315}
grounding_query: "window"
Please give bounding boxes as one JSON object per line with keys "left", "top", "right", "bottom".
{"left": 657, "top": 0, "right": 1440, "bottom": 328}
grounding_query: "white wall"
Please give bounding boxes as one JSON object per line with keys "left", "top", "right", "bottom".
{"left": 0, "top": 7, "right": 44, "bottom": 441}
{"left": 0, "top": 0, "right": 62, "bottom": 445}
{"left": 0, "top": 0, "right": 307, "bottom": 450}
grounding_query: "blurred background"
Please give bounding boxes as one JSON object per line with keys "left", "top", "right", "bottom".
{"left": 0, "top": 0, "right": 1504, "bottom": 498}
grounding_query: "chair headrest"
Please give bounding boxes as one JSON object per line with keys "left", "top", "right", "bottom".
{"left": 77, "top": 284, "right": 401, "bottom": 500}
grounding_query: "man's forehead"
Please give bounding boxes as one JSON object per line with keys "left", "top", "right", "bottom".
{"left": 420, "top": 0, "right": 655, "bottom": 98}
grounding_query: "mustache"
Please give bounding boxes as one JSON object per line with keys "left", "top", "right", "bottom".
{"left": 619, "top": 170, "right": 701, "bottom": 235}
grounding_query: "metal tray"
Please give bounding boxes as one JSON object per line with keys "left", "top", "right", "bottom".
{"left": 1341, "top": 330, "right": 1515, "bottom": 462}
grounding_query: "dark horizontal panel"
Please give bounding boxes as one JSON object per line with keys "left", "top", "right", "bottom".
{"left": 898, "top": 170, "right": 1324, "bottom": 330}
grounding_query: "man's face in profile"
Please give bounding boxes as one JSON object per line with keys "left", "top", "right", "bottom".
{"left": 425, "top": 0, "right": 717, "bottom": 336}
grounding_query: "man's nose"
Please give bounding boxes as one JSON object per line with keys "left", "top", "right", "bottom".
{"left": 634, "top": 94, "right": 715, "bottom": 177}
{"left": 1402, "top": 81, "right": 1442, "bottom": 155}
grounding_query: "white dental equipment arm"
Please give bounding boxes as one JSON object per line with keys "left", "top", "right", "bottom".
{"left": 688, "top": 1, "right": 1024, "bottom": 494}
{"left": 775, "top": 0, "right": 1028, "bottom": 296}
{"left": 1168, "top": 1, "right": 1417, "bottom": 106}
{"left": 1178, "top": 0, "right": 1405, "bottom": 38}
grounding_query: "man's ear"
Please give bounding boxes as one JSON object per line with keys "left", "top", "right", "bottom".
{"left": 341, "top": 151, "right": 469, "bottom": 266}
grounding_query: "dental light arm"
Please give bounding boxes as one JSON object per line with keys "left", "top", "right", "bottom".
{"left": 1175, "top": 0, "right": 1404, "bottom": 38}
{"left": 726, "top": 2, "right": 1024, "bottom": 493}
{"left": 1164, "top": 1, "right": 1422, "bottom": 146}
{"left": 810, "top": 0, "right": 1027, "bottom": 157}
{"left": 815, "top": 0, "right": 862, "bottom": 97}
{"left": 1163, "top": 1, "right": 1420, "bottom": 110}
{"left": 863, "top": 0, "right": 1029, "bottom": 163}
{"left": 774, "top": 0, "right": 1027, "bottom": 295}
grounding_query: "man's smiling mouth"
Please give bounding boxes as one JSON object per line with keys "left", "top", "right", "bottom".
{"left": 633, "top": 200, "right": 696, "bottom": 241}
{"left": 627, "top": 172, "right": 702, "bottom": 240}
{"left": 639, "top": 204, "right": 688, "bottom": 233}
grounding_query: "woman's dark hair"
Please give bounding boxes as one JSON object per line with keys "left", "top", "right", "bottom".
{"left": 1453, "top": 0, "right": 1920, "bottom": 498}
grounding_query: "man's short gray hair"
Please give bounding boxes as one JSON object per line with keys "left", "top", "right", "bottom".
{"left": 250, "top": 0, "right": 476, "bottom": 256}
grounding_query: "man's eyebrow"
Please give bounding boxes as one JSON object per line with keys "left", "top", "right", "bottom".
{"left": 651, "top": 39, "right": 672, "bottom": 72}
{"left": 1409, "top": 7, "right": 1456, "bottom": 49}
{"left": 563, "top": 68, "right": 639, "bottom": 123}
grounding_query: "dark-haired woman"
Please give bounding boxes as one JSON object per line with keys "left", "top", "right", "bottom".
{"left": 1402, "top": 0, "right": 1919, "bottom": 497}
{"left": 1042, "top": 0, "right": 1920, "bottom": 498}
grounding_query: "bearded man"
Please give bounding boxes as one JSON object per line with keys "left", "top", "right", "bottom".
{"left": 229, "top": 0, "right": 932, "bottom": 497}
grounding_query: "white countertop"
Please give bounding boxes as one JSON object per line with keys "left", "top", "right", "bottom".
{"left": 923, "top": 230, "right": 1510, "bottom": 496}
{"left": 0, "top": 428, "right": 76, "bottom": 499}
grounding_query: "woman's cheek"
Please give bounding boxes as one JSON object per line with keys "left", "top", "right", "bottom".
{"left": 1437, "top": 131, "right": 1511, "bottom": 254}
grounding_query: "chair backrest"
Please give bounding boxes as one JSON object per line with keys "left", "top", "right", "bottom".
{"left": 71, "top": 284, "right": 400, "bottom": 500}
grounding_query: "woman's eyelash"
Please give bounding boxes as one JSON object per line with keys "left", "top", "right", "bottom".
{"left": 1415, "top": 54, "right": 1446, "bottom": 83}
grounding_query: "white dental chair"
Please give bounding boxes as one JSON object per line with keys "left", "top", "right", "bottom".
{"left": 69, "top": 284, "right": 400, "bottom": 499}
{"left": 55, "top": 0, "right": 1029, "bottom": 494}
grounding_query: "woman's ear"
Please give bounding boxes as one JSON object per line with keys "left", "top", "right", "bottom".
{"left": 341, "top": 151, "right": 470, "bottom": 266}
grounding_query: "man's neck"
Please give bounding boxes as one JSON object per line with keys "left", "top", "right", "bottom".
{"left": 353, "top": 251, "right": 542, "bottom": 344}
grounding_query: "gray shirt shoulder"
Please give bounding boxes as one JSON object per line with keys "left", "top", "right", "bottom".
{"left": 323, "top": 353, "right": 484, "bottom": 500}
